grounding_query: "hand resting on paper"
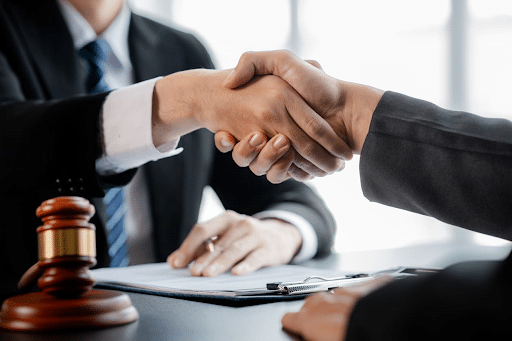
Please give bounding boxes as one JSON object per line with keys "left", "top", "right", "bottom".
{"left": 167, "top": 211, "right": 302, "bottom": 276}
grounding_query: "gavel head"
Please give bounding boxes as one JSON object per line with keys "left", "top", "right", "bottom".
{"left": 35, "top": 196, "right": 97, "bottom": 298}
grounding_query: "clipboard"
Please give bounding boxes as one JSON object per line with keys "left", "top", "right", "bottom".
{"left": 92, "top": 264, "right": 439, "bottom": 307}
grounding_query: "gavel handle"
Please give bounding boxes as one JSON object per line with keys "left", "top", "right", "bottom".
{"left": 18, "top": 262, "right": 43, "bottom": 291}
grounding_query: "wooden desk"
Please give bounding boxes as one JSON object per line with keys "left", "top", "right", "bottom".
{"left": 1, "top": 243, "right": 510, "bottom": 341}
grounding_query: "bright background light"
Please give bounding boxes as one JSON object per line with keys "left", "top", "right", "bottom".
{"left": 129, "top": 0, "right": 512, "bottom": 252}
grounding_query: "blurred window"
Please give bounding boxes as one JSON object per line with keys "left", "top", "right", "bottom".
{"left": 129, "top": 0, "right": 512, "bottom": 252}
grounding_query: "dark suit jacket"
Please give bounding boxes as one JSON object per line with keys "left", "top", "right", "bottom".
{"left": 0, "top": 0, "right": 335, "bottom": 301}
{"left": 346, "top": 92, "right": 512, "bottom": 340}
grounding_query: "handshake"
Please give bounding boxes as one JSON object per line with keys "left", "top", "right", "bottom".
{"left": 153, "top": 50, "right": 384, "bottom": 183}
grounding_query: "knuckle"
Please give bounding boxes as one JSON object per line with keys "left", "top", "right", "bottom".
{"left": 237, "top": 216, "right": 252, "bottom": 228}
{"left": 289, "top": 167, "right": 313, "bottom": 182}
{"left": 224, "top": 210, "right": 238, "bottom": 220}
{"left": 304, "top": 115, "right": 324, "bottom": 137}
{"left": 300, "top": 142, "right": 317, "bottom": 160}
{"left": 309, "top": 59, "right": 321, "bottom": 68}
{"left": 238, "top": 218, "right": 258, "bottom": 234}
{"left": 239, "top": 51, "right": 254, "bottom": 64}
{"left": 229, "top": 241, "right": 245, "bottom": 255}
{"left": 291, "top": 135, "right": 315, "bottom": 159}
{"left": 191, "top": 222, "right": 208, "bottom": 237}
{"left": 269, "top": 156, "right": 291, "bottom": 174}
{"left": 277, "top": 50, "right": 292, "bottom": 63}
{"left": 258, "top": 109, "right": 280, "bottom": 125}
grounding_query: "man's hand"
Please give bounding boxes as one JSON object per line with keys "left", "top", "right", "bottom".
{"left": 153, "top": 69, "right": 350, "bottom": 177}
{"left": 215, "top": 50, "right": 384, "bottom": 182}
{"left": 167, "top": 211, "right": 302, "bottom": 276}
{"left": 281, "top": 276, "right": 393, "bottom": 341}
{"left": 215, "top": 131, "right": 310, "bottom": 183}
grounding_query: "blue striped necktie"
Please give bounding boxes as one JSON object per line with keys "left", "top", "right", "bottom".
{"left": 79, "top": 39, "right": 129, "bottom": 267}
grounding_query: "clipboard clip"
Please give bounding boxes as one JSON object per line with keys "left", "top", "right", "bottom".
{"left": 266, "top": 267, "right": 439, "bottom": 295}
{"left": 266, "top": 273, "right": 372, "bottom": 295}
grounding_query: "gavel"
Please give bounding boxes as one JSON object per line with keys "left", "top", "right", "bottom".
{"left": 0, "top": 196, "right": 138, "bottom": 331}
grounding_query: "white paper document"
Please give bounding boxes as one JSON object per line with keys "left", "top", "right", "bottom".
{"left": 91, "top": 263, "right": 349, "bottom": 293}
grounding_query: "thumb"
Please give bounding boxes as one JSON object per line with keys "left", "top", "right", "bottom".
{"left": 223, "top": 56, "right": 257, "bottom": 89}
{"left": 224, "top": 50, "right": 291, "bottom": 89}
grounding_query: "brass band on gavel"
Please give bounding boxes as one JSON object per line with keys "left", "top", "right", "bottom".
{"left": 38, "top": 228, "right": 96, "bottom": 260}
{"left": 35, "top": 196, "right": 97, "bottom": 261}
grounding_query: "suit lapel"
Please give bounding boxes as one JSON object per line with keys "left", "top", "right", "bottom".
{"left": 13, "top": 0, "right": 84, "bottom": 98}
{"left": 128, "top": 14, "right": 184, "bottom": 82}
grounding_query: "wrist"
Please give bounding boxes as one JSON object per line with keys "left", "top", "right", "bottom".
{"left": 151, "top": 71, "right": 203, "bottom": 146}
{"left": 340, "top": 81, "right": 384, "bottom": 154}
{"left": 267, "top": 218, "right": 303, "bottom": 258}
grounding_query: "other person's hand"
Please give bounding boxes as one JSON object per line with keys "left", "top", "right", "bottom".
{"left": 214, "top": 50, "right": 384, "bottom": 182}
{"left": 281, "top": 275, "right": 394, "bottom": 341}
{"left": 167, "top": 210, "right": 302, "bottom": 276}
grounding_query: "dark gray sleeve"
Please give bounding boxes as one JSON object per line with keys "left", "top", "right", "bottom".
{"left": 346, "top": 91, "right": 512, "bottom": 340}
{"left": 360, "top": 91, "right": 512, "bottom": 240}
{"left": 346, "top": 255, "right": 512, "bottom": 340}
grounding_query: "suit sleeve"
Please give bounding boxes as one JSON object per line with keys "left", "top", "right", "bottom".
{"left": 0, "top": 51, "right": 107, "bottom": 203}
{"left": 346, "top": 255, "right": 512, "bottom": 340}
{"left": 346, "top": 91, "right": 512, "bottom": 340}
{"left": 360, "top": 91, "right": 512, "bottom": 240}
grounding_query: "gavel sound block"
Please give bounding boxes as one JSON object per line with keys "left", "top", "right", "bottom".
{"left": 0, "top": 196, "right": 138, "bottom": 331}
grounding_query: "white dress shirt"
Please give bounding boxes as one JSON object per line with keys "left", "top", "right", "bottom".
{"left": 57, "top": 0, "right": 318, "bottom": 264}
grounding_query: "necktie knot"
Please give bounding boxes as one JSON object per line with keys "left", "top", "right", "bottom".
{"left": 79, "top": 39, "right": 111, "bottom": 94}
{"left": 79, "top": 39, "right": 110, "bottom": 68}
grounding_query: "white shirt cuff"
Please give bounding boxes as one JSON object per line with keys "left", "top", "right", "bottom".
{"left": 96, "top": 77, "right": 183, "bottom": 175}
{"left": 253, "top": 210, "right": 318, "bottom": 263}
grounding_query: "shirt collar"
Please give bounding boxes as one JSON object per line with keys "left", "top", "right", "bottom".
{"left": 57, "top": 0, "right": 132, "bottom": 71}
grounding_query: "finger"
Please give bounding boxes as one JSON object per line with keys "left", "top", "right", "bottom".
{"left": 223, "top": 51, "right": 273, "bottom": 89}
{"left": 290, "top": 153, "right": 332, "bottom": 178}
{"left": 265, "top": 147, "right": 295, "bottom": 184}
{"left": 214, "top": 131, "right": 237, "bottom": 153}
{"left": 285, "top": 93, "right": 353, "bottom": 163}
{"left": 277, "top": 110, "right": 345, "bottom": 174}
{"left": 292, "top": 152, "right": 345, "bottom": 177}
{"left": 225, "top": 51, "right": 327, "bottom": 100}
{"left": 248, "top": 134, "right": 291, "bottom": 176}
{"left": 195, "top": 219, "right": 257, "bottom": 276}
{"left": 281, "top": 311, "right": 304, "bottom": 336}
{"left": 203, "top": 234, "right": 263, "bottom": 277}
{"left": 224, "top": 50, "right": 306, "bottom": 90}
{"left": 287, "top": 163, "right": 314, "bottom": 182}
{"left": 167, "top": 212, "right": 235, "bottom": 269}
{"left": 305, "top": 59, "right": 323, "bottom": 70}
{"left": 232, "top": 131, "right": 267, "bottom": 168}
{"left": 231, "top": 247, "right": 273, "bottom": 276}
{"left": 227, "top": 51, "right": 353, "bottom": 163}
